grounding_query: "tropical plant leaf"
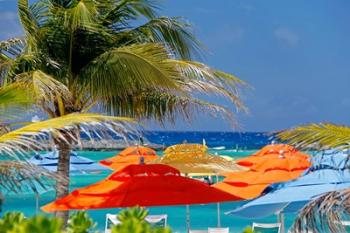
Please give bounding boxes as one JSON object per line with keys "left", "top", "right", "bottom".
{"left": 277, "top": 123, "right": 350, "bottom": 151}
{"left": 0, "top": 83, "right": 34, "bottom": 120}
{"left": 130, "top": 16, "right": 203, "bottom": 59}
{"left": 15, "top": 70, "right": 73, "bottom": 109}
{"left": 0, "top": 161, "right": 62, "bottom": 194}
{"left": 18, "top": 0, "right": 39, "bottom": 50}
{"left": 79, "top": 43, "right": 181, "bottom": 98}
{"left": 101, "top": 91, "right": 236, "bottom": 126}
{"left": 0, "top": 113, "right": 135, "bottom": 160}
{"left": 292, "top": 189, "right": 350, "bottom": 233}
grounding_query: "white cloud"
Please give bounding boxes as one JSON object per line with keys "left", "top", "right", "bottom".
{"left": 274, "top": 27, "right": 300, "bottom": 47}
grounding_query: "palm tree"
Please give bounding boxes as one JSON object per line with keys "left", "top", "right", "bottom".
{"left": 278, "top": 123, "right": 350, "bottom": 233}
{"left": 1, "top": 0, "right": 247, "bottom": 221}
{"left": 0, "top": 82, "right": 134, "bottom": 213}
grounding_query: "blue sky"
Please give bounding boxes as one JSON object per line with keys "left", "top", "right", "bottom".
{"left": 1, "top": 0, "right": 350, "bottom": 132}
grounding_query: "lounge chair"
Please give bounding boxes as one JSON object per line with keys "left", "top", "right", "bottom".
{"left": 104, "top": 213, "right": 168, "bottom": 233}
{"left": 189, "top": 230, "right": 208, "bottom": 233}
{"left": 252, "top": 222, "right": 281, "bottom": 233}
{"left": 208, "top": 227, "right": 229, "bottom": 233}
{"left": 105, "top": 214, "right": 121, "bottom": 233}
{"left": 145, "top": 214, "right": 168, "bottom": 228}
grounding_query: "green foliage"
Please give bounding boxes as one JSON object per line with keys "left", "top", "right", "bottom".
{"left": 0, "top": 212, "right": 62, "bottom": 233}
{"left": 117, "top": 207, "right": 148, "bottom": 222}
{"left": 2, "top": 0, "right": 246, "bottom": 122}
{"left": 278, "top": 123, "right": 350, "bottom": 151}
{"left": 242, "top": 226, "right": 259, "bottom": 233}
{"left": 15, "top": 215, "right": 63, "bottom": 233}
{"left": 0, "top": 212, "right": 26, "bottom": 232}
{"left": 67, "top": 211, "right": 97, "bottom": 233}
{"left": 112, "top": 207, "right": 171, "bottom": 233}
{"left": 0, "top": 210, "right": 172, "bottom": 233}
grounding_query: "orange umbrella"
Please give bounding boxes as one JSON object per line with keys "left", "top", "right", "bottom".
{"left": 99, "top": 146, "right": 158, "bottom": 171}
{"left": 42, "top": 164, "right": 242, "bottom": 212}
{"left": 236, "top": 144, "right": 309, "bottom": 167}
{"left": 214, "top": 170, "right": 305, "bottom": 199}
{"left": 214, "top": 144, "right": 311, "bottom": 199}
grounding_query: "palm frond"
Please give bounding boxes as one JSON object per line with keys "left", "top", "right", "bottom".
{"left": 60, "top": 0, "right": 97, "bottom": 31}
{"left": 0, "top": 83, "right": 33, "bottom": 107}
{"left": 0, "top": 83, "right": 34, "bottom": 120}
{"left": 130, "top": 17, "right": 203, "bottom": 59}
{"left": 18, "top": 0, "right": 39, "bottom": 50}
{"left": 80, "top": 43, "right": 181, "bottom": 98}
{"left": 102, "top": 91, "right": 236, "bottom": 126}
{"left": 0, "top": 161, "right": 62, "bottom": 194}
{"left": 171, "top": 59, "right": 247, "bottom": 112}
{"left": 0, "top": 113, "right": 135, "bottom": 160}
{"left": 15, "top": 70, "right": 73, "bottom": 110}
{"left": 292, "top": 189, "right": 350, "bottom": 233}
{"left": 277, "top": 123, "right": 350, "bottom": 150}
{"left": 0, "top": 38, "right": 25, "bottom": 59}
{"left": 103, "top": 0, "right": 159, "bottom": 27}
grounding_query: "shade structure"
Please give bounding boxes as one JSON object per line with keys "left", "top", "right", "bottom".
{"left": 28, "top": 151, "right": 109, "bottom": 174}
{"left": 214, "top": 144, "right": 311, "bottom": 199}
{"left": 227, "top": 151, "right": 350, "bottom": 219}
{"left": 99, "top": 146, "right": 158, "bottom": 171}
{"left": 154, "top": 144, "right": 245, "bottom": 175}
{"left": 236, "top": 144, "right": 310, "bottom": 168}
{"left": 42, "top": 164, "right": 242, "bottom": 212}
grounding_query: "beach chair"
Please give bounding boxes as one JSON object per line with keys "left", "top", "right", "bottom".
{"left": 145, "top": 214, "right": 168, "bottom": 228}
{"left": 105, "top": 214, "right": 121, "bottom": 233}
{"left": 104, "top": 214, "right": 167, "bottom": 232}
{"left": 252, "top": 222, "right": 281, "bottom": 233}
{"left": 208, "top": 227, "right": 229, "bottom": 233}
{"left": 189, "top": 230, "right": 208, "bottom": 233}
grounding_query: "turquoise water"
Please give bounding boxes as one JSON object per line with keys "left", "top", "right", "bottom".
{"left": 2, "top": 150, "right": 297, "bottom": 233}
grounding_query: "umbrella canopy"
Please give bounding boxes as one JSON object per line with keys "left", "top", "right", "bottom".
{"left": 214, "top": 144, "right": 311, "bottom": 199}
{"left": 99, "top": 146, "right": 158, "bottom": 171}
{"left": 28, "top": 151, "right": 108, "bottom": 174}
{"left": 154, "top": 144, "right": 245, "bottom": 175}
{"left": 236, "top": 144, "right": 310, "bottom": 168}
{"left": 42, "top": 164, "right": 242, "bottom": 212}
{"left": 227, "top": 152, "right": 350, "bottom": 218}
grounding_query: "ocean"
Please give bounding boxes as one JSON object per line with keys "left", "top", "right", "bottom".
{"left": 1, "top": 131, "right": 297, "bottom": 233}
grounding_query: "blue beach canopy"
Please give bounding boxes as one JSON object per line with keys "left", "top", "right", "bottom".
{"left": 28, "top": 151, "right": 109, "bottom": 174}
{"left": 227, "top": 151, "right": 350, "bottom": 218}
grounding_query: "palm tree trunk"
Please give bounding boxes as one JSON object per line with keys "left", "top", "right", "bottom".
{"left": 54, "top": 138, "right": 72, "bottom": 225}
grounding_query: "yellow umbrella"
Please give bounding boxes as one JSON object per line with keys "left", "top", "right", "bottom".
{"left": 153, "top": 143, "right": 246, "bottom": 228}
{"left": 155, "top": 144, "right": 245, "bottom": 175}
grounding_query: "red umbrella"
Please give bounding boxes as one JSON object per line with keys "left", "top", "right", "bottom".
{"left": 43, "top": 164, "right": 241, "bottom": 232}
{"left": 42, "top": 164, "right": 241, "bottom": 210}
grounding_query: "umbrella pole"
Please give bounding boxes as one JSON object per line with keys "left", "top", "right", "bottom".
{"left": 278, "top": 212, "right": 285, "bottom": 233}
{"left": 35, "top": 193, "right": 39, "bottom": 214}
{"left": 186, "top": 205, "right": 190, "bottom": 233}
{"left": 215, "top": 174, "right": 221, "bottom": 227}
{"left": 217, "top": 203, "right": 221, "bottom": 227}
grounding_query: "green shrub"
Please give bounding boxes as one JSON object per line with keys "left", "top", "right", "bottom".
{"left": 15, "top": 215, "right": 63, "bottom": 233}
{"left": 0, "top": 212, "right": 26, "bottom": 232}
{"left": 112, "top": 207, "right": 171, "bottom": 233}
{"left": 67, "top": 211, "right": 97, "bottom": 233}
{"left": 0, "top": 209, "right": 172, "bottom": 233}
